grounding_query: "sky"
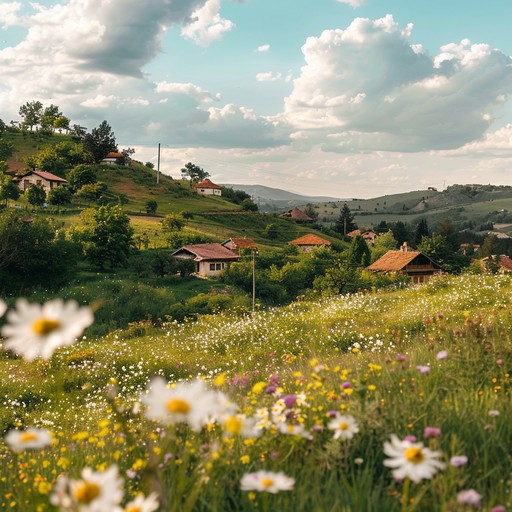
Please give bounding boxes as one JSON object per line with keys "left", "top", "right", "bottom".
{"left": 1, "top": 0, "right": 512, "bottom": 198}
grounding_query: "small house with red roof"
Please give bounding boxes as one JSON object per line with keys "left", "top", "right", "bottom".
{"left": 480, "top": 255, "right": 512, "bottom": 273}
{"left": 101, "top": 151, "right": 125, "bottom": 165}
{"left": 172, "top": 243, "right": 239, "bottom": 276}
{"left": 222, "top": 237, "right": 258, "bottom": 255}
{"left": 289, "top": 233, "right": 332, "bottom": 253}
{"left": 195, "top": 179, "right": 222, "bottom": 196}
{"left": 19, "top": 171, "right": 67, "bottom": 192}
{"left": 367, "top": 242, "right": 442, "bottom": 284}
{"left": 279, "top": 207, "right": 313, "bottom": 222}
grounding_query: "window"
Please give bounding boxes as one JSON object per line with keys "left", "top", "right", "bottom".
{"left": 209, "top": 263, "right": 223, "bottom": 271}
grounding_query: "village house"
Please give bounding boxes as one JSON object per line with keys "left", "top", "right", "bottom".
{"left": 194, "top": 179, "right": 222, "bottom": 196}
{"left": 18, "top": 170, "right": 67, "bottom": 192}
{"left": 367, "top": 242, "right": 443, "bottom": 284}
{"left": 479, "top": 255, "right": 512, "bottom": 273}
{"left": 222, "top": 237, "right": 258, "bottom": 255}
{"left": 289, "top": 233, "right": 332, "bottom": 253}
{"left": 348, "top": 229, "right": 378, "bottom": 245}
{"left": 172, "top": 243, "right": 239, "bottom": 277}
{"left": 279, "top": 207, "right": 313, "bottom": 222}
{"left": 101, "top": 151, "right": 125, "bottom": 165}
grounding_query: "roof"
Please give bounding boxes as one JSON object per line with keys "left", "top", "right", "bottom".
{"left": 104, "top": 152, "right": 124, "bottom": 158}
{"left": 172, "top": 243, "right": 240, "bottom": 261}
{"left": 290, "top": 233, "right": 332, "bottom": 246}
{"left": 482, "top": 255, "right": 512, "bottom": 272}
{"left": 279, "top": 207, "right": 313, "bottom": 221}
{"left": 222, "top": 238, "right": 258, "bottom": 250}
{"left": 367, "top": 250, "right": 423, "bottom": 272}
{"left": 195, "top": 178, "right": 221, "bottom": 189}
{"left": 30, "top": 171, "right": 67, "bottom": 183}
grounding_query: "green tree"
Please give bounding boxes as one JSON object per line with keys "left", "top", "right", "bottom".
{"left": 371, "top": 230, "right": 398, "bottom": 262}
{"left": 76, "top": 205, "right": 134, "bottom": 269}
{"left": 334, "top": 204, "right": 357, "bottom": 235}
{"left": 26, "top": 185, "right": 47, "bottom": 207}
{"left": 390, "top": 221, "right": 412, "bottom": 245}
{"left": 414, "top": 218, "right": 430, "bottom": 246}
{"left": 145, "top": 200, "right": 158, "bottom": 214}
{"left": 74, "top": 182, "right": 108, "bottom": 204}
{"left": 181, "top": 162, "right": 209, "bottom": 186}
{"left": 347, "top": 234, "right": 371, "bottom": 267}
{"left": 0, "top": 139, "right": 14, "bottom": 161}
{"left": 303, "top": 204, "right": 318, "bottom": 221}
{"left": 19, "top": 100, "right": 43, "bottom": 131}
{"left": 48, "top": 187, "right": 72, "bottom": 210}
{"left": 30, "top": 141, "right": 90, "bottom": 176}
{"left": 162, "top": 212, "right": 185, "bottom": 233}
{"left": 0, "top": 174, "right": 20, "bottom": 205}
{"left": 240, "top": 198, "right": 258, "bottom": 211}
{"left": 40, "top": 104, "right": 62, "bottom": 132}
{"left": 83, "top": 120, "right": 118, "bottom": 162}
{"left": 67, "top": 165, "right": 98, "bottom": 192}
{"left": 480, "top": 234, "right": 500, "bottom": 259}
{"left": 54, "top": 116, "right": 70, "bottom": 133}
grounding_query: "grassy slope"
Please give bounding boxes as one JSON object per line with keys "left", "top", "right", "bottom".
{"left": 1, "top": 273, "right": 512, "bottom": 510}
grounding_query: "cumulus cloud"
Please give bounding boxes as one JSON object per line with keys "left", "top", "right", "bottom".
{"left": 285, "top": 15, "right": 512, "bottom": 152}
{"left": 256, "top": 72, "right": 282, "bottom": 82}
{"left": 256, "top": 44, "right": 270, "bottom": 52}
{"left": 337, "top": 0, "right": 366, "bottom": 7}
{"left": 0, "top": 2, "right": 21, "bottom": 28}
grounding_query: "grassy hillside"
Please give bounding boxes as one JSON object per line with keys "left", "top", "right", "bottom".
{"left": 1, "top": 273, "right": 512, "bottom": 510}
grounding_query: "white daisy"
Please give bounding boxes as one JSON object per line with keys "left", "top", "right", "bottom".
{"left": 5, "top": 427, "right": 52, "bottom": 452}
{"left": 51, "top": 464, "right": 124, "bottom": 512}
{"left": 0, "top": 299, "right": 6, "bottom": 317}
{"left": 222, "top": 413, "right": 260, "bottom": 438}
{"left": 1, "top": 298, "right": 94, "bottom": 361}
{"left": 240, "top": 470, "right": 295, "bottom": 494}
{"left": 327, "top": 414, "right": 359, "bottom": 440}
{"left": 123, "top": 492, "right": 159, "bottom": 512}
{"left": 142, "top": 377, "right": 224, "bottom": 430}
{"left": 383, "top": 434, "right": 445, "bottom": 483}
{"left": 277, "top": 421, "right": 313, "bottom": 440}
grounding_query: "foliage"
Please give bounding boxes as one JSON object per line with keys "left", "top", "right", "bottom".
{"left": 0, "top": 174, "right": 21, "bottom": 205}
{"left": 74, "top": 205, "right": 134, "bottom": 269}
{"left": 26, "top": 141, "right": 90, "bottom": 176}
{"left": 162, "top": 212, "right": 185, "bottom": 232}
{"left": 334, "top": 203, "right": 357, "bottom": 235}
{"left": 18, "top": 100, "right": 43, "bottom": 130}
{"left": 417, "top": 234, "right": 471, "bottom": 274}
{"left": 347, "top": 234, "right": 371, "bottom": 267}
{"left": 47, "top": 186, "right": 72, "bottom": 208}
{"left": 83, "top": 120, "right": 117, "bottom": 162}
{"left": 164, "top": 230, "right": 214, "bottom": 250}
{"left": 181, "top": 162, "right": 209, "bottom": 184}
{"left": 414, "top": 218, "right": 430, "bottom": 245}
{"left": 25, "top": 184, "right": 47, "bottom": 207}
{"left": 220, "top": 186, "right": 251, "bottom": 205}
{"left": 0, "top": 139, "right": 14, "bottom": 161}
{"left": 66, "top": 164, "right": 99, "bottom": 192}
{"left": 371, "top": 230, "right": 398, "bottom": 262}
{"left": 145, "top": 200, "right": 158, "bottom": 214}
{"left": 240, "top": 197, "right": 258, "bottom": 211}
{"left": 74, "top": 182, "right": 108, "bottom": 204}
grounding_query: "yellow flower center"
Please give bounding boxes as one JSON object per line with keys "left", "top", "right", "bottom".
{"left": 339, "top": 421, "right": 349, "bottom": 430}
{"left": 225, "top": 416, "right": 243, "bottom": 435}
{"left": 125, "top": 507, "right": 141, "bottom": 512}
{"left": 32, "top": 318, "right": 61, "bottom": 336}
{"left": 404, "top": 447, "right": 425, "bottom": 464}
{"left": 74, "top": 481, "right": 100, "bottom": 503}
{"left": 20, "top": 432, "right": 38, "bottom": 443}
{"left": 262, "top": 478, "right": 274, "bottom": 488}
{"left": 166, "top": 398, "right": 190, "bottom": 414}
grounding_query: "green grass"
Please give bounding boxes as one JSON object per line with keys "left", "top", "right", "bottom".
{"left": 1, "top": 273, "right": 512, "bottom": 510}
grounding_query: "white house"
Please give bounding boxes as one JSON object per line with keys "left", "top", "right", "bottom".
{"left": 172, "top": 243, "right": 239, "bottom": 277}
{"left": 194, "top": 179, "right": 222, "bottom": 196}
{"left": 19, "top": 170, "right": 67, "bottom": 192}
{"left": 101, "top": 151, "right": 125, "bottom": 165}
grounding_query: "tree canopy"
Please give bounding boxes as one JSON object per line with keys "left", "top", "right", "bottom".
{"left": 334, "top": 204, "right": 357, "bottom": 235}
{"left": 181, "top": 162, "right": 209, "bottom": 184}
{"left": 83, "top": 121, "right": 118, "bottom": 162}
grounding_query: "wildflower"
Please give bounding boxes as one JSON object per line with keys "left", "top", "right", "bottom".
{"left": 142, "top": 377, "right": 225, "bottom": 430}
{"left": 50, "top": 464, "right": 123, "bottom": 511}
{"left": 354, "top": 457, "right": 364, "bottom": 465}
{"left": 277, "top": 422, "right": 313, "bottom": 440}
{"left": 0, "top": 299, "right": 6, "bottom": 317}
{"left": 123, "top": 492, "right": 159, "bottom": 512}
{"left": 457, "top": 489, "right": 483, "bottom": 507}
{"left": 383, "top": 434, "right": 445, "bottom": 483}
{"left": 282, "top": 394, "right": 297, "bottom": 408}
{"left": 327, "top": 414, "right": 359, "bottom": 441}
{"left": 415, "top": 365, "right": 431, "bottom": 374}
{"left": 491, "top": 506, "right": 506, "bottom": 512}
{"left": 397, "top": 354, "right": 408, "bottom": 362}
{"left": 423, "top": 427, "right": 441, "bottom": 438}
{"left": 404, "top": 435, "right": 417, "bottom": 442}
{"left": 5, "top": 428, "right": 52, "bottom": 452}
{"left": 1, "top": 299, "right": 94, "bottom": 361}
{"left": 488, "top": 410, "right": 500, "bottom": 418}
{"left": 240, "top": 470, "right": 294, "bottom": 494}
{"left": 436, "top": 350, "right": 448, "bottom": 360}
{"left": 450, "top": 455, "right": 468, "bottom": 467}
{"left": 222, "top": 414, "right": 260, "bottom": 438}
{"left": 265, "top": 385, "right": 277, "bottom": 394}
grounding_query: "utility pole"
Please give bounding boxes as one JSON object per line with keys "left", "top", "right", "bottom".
{"left": 252, "top": 249, "right": 257, "bottom": 313}
{"left": 157, "top": 143, "right": 160, "bottom": 185}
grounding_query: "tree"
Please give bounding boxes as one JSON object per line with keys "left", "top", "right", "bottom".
{"left": 83, "top": 120, "right": 118, "bottom": 162}
{"left": 334, "top": 204, "right": 357, "bottom": 235}
{"left": 19, "top": 101, "right": 43, "bottom": 131}
{"left": 347, "top": 234, "right": 371, "bottom": 267}
{"left": 0, "top": 174, "right": 20, "bottom": 205}
{"left": 240, "top": 198, "right": 258, "bottom": 211}
{"left": 303, "top": 204, "right": 318, "bottom": 221}
{"left": 390, "top": 221, "right": 412, "bottom": 245}
{"left": 181, "top": 162, "right": 209, "bottom": 186}
{"left": 76, "top": 205, "right": 134, "bottom": 269}
{"left": 480, "top": 234, "right": 500, "bottom": 259}
{"left": 74, "top": 182, "right": 108, "bottom": 204}
{"left": 40, "top": 104, "right": 62, "bottom": 132}
{"left": 371, "top": 230, "right": 398, "bottom": 262}
{"left": 54, "top": 116, "right": 70, "bottom": 134}
{"left": 145, "top": 162, "right": 155, "bottom": 169}
{"left": 26, "top": 185, "right": 47, "bottom": 207}
{"left": 162, "top": 213, "right": 185, "bottom": 233}
{"left": 0, "top": 139, "right": 14, "bottom": 161}
{"left": 414, "top": 218, "right": 430, "bottom": 246}
{"left": 66, "top": 165, "right": 98, "bottom": 192}
{"left": 145, "top": 200, "right": 158, "bottom": 214}
{"left": 30, "top": 141, "right": 90, "bottom": 176}
{"left": 48, "top": 187, "right": 72, "bottom": 210}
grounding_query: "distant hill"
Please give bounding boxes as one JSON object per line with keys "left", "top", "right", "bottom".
{"left": 223, "top": 183, "right": 345, "bottom": 212}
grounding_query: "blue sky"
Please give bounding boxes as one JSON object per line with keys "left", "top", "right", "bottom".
{"left": 1, "top": 0, "right": 512, "bottom": 198}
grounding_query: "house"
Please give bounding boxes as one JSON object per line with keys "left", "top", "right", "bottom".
{"left": 367, "top": 242, "right": 443, "bottom": 284}
{"left": 460, "top": 243, "right": 480, "bottom": 255}
{"left": 480, "top": 255, "right": 512, "bottom": 273}
{"left": 172, "top": 243, "right": 239, "bottom": 277}
{"left": 289, "top": 233, "right": 332, "bottom": 253}
{"left": 194, "top": 179, "right": 222, "bottom": 196}
{"left": 101, "top": 152, "right": 125, "bottom": 165}
{"left": 279, "top": 207, "right": 313, "bottom": 222}
{"left": 222, "top": 237, "right": 258, "bottom": 255}
{"left": 19, "top": 171, "right": 67, "bottom": 192}
{"left": 348, "top": 229, "right": 378, "bottom": 245}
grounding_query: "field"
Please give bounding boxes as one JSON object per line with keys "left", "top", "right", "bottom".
{"left": 1, "top": 273, "right": 512, "bottom": 510}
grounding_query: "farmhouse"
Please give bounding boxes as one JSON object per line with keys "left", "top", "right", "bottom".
{"left": 348, "top": 229, "right": 378, "bottom": 245}
{"left": 222, "top": 237, "right": 258, "bottom": 255}
{"left": 19, "top": 170, "right": 67, "bottom": 192}
{"left": 289, "top": 233, "right": 332, "bottom": 253}
{"left": 279, "top": 207, "right": 313, "bottom": 222}
{"left": 367, "top": 242, "right": 442, "bottom": 284}
{"left": 172, "top": 243, "right": 239, "bottom": 277}
{"left": 195, "top": 179, "right": 222, "bottom": 196}
{"left": 101, "top": 152, "right": 125, "bottom": 165}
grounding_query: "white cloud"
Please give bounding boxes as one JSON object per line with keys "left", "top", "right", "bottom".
{"left": 256, "top": 72, "right": 282, "bottom": 82}
{"left": 285, "top": 15, "right": 512, "bottom": 152}
{"left": 256, "top": 44, "right": 270, "bottom": 52}
{"left": 336, "top": 0, "right": 366, "bottom": 7}
{"left": 0, "top": 2, "right": 21, "bottom": 28}
{"left": 155, "top": 82, "right": 218, "bottom": 102}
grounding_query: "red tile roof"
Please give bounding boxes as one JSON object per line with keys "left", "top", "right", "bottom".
{"left": 195, "top": 179, "right": 221, "bottom": 189}
{"left": 222, "top": 238, "right": 258, "bottom": 250}
{"left": 367, "top": 250, "right": 422, "bottom": 271}
{"left": 105, "top": 152, "right": 124, "bottom": 158}
{"left": 32, "top": 171, "right": 67, "bottom": 183}
{"left": 279, "top": 208, "right": 313, "bottom": 221}
{"left": 498, "top": 255, "right": 512, "bottom": 271}
{"left": 290, "top": 233, "right": 331, "bottom": 246}
{"left": 172, "top": 243, "right": 240, "bottom": 261}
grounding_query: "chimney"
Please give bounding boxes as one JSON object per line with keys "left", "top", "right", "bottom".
{"left": 401, "top": 242, "right": 408, "bottom": 252}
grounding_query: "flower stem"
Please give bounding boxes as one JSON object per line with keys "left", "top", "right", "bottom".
{"left": 401, "top": 477, "right": 410, "bottom": 512}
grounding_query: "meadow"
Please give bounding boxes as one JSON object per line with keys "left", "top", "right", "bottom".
{"left": 1, "top": 272, "right": 512, "bottom": 511}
